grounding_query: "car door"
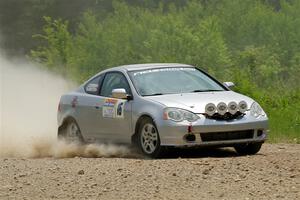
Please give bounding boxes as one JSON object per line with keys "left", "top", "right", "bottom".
{"left": 96, "top": 71, "right": 133, "bottom": 143}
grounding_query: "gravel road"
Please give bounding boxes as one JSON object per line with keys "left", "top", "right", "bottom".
{"left": 0, "top": 144, "right": 299, "bottom": 200}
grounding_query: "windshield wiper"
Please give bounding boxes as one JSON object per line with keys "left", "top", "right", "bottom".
{"left": 191, "top": 89, "right": 223, "bottom": 93}
{"left": 143, "top": 93, "right": 164, "bottom": 96}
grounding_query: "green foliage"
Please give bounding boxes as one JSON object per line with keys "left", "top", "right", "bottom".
{"left": 31, "top": 0, "right": 300, "bottom": 142}
{"left": 31, "top": 17, "right": 72, "bottom": 75}
{"left": 0, "top": 0, "right": 119, "bottom": 55}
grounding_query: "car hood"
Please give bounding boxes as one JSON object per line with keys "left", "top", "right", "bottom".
{"left": 145, "top": 91, "right": 254, "bottom": 113}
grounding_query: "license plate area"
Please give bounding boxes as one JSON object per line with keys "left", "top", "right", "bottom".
{"left": 200, "top": 130, "right": 254, "bottom": 142}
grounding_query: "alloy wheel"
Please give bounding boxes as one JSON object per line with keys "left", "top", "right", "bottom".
{"left": 140, "top": 123, "right": 158, "bottom": 154}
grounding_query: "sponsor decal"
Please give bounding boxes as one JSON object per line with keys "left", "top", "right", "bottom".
{"left": 71, "top": 96, "right": 78, "bottom": 108}
{"left": 86, "top": 83, "right": 98, "bottom": 92}
{"left": 102, "top": 98, "right": 125, "bottom": 119}
{"left": 133, "top": 67, "right": 195, "bottom": 76}
{"left": 116, "top": 101, "right": 125, "bottom": 118}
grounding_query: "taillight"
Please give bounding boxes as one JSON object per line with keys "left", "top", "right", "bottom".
{"left": 58, "top": 102, "right": 61, "bottom": 112}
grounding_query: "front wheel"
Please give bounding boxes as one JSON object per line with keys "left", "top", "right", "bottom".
{"left": 137, "top": 118, "right": 165, "bottom": 158}
{"left": 234, "top": 143, "right": 263, "bottom": 155}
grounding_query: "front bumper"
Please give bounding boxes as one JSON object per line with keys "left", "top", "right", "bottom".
{"left": 156, "top": 112, "right": 269, "bottom": 147}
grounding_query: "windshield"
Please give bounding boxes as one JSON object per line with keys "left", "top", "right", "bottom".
{"left": 128, "top": 67, "right": 226, "bottom": 96}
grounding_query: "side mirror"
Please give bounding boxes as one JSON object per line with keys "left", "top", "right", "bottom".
{"left": 223, "top": 82, "right": 235, "bottom": 89}
{"left": 112, "top": 88, "right": 129, "bottom": 100}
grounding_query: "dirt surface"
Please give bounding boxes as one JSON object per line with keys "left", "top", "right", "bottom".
{"left": 0, "top": 144, "right": 299, "bottom": 200}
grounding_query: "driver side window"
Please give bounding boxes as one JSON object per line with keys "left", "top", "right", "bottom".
{"left": 100, "top": 72, "right": 131, "bottom": 97}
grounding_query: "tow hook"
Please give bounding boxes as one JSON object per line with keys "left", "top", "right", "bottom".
{"left": 184, "top": 134, "right": 196, "bottom": 142}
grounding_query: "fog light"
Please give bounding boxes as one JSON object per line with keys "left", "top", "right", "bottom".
{"left": 217, "top": 102, "right": 227, "bottom": 115}
{"left": 228, "top": 101, "right": 238, "bottom": 115}
{"left": 205, "top": 103, "right": 216, "bottom": 116}
{"left": 238, "top": 101, "right": 248, "bottom": 113}
{"left": 257, "top": 130, "right": 263, "bottom": 137}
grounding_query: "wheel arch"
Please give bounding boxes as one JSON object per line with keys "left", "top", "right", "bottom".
{"left": 58, "top": 116, "right": 78, "bottom": 137}
{"left": 131, "top": 114, "right": 156, "bottom": 144}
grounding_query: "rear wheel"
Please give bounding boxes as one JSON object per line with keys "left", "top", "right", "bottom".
{"left": 137, "top": 118, "right": 165, "bottom": 158}
{"left": 234, "top": 143, "right": 262, "bottom": 155}
{"left": 58, "top": 118, "right": 83, "bottom": 143}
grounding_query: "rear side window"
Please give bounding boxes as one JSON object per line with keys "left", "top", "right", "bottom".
{"left": 84, "top": 74, "right": 104, "bottom": 95}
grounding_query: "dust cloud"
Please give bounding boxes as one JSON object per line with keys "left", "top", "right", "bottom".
{"left": 0, "top": 52, "right": 132, "bottom": 158}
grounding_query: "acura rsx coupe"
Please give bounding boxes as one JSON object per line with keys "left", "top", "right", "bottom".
{"left": 57, "top": 63, "right": 268, "bottom": 158}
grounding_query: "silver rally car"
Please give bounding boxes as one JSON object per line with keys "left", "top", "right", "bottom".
{"left": 57, "top": 63, "right": 268, "bottom": 158}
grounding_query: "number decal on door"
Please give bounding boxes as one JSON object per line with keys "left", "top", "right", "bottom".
{"left": 102, "top": 98, "right": 125, "bottom": 119}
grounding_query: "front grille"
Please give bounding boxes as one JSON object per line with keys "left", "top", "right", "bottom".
{"left": 200, "top": 130, "right": 254, "bottom": 142}
{"left": 205, "top": 111, "right": 244, "bottom": 120}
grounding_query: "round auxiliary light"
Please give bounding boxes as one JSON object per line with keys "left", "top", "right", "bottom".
{"left": 205, "top": 103, "right": 216, "bottom": 116}
{"left": 238, "top": 101, "right": 248, "bottom": 113}
{"left": 228, "top": 101, "right": 238, "bottom": 115}
{"left": 217, "top": 102, "right": 227, "bottom": 115}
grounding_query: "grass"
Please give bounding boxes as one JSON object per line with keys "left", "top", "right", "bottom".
{"left": 266, "top": 108, "right": 300, "bottom": 143}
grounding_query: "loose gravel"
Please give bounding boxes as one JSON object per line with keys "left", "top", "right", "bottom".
{"left": 0, "top": 144, "right": 299, "bottom": 200}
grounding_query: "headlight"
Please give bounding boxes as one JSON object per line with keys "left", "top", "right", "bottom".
{"left": 250, "top": 102, "right": 266, "bottom": 118}
{"left": 163, "top": 108, "right": 200, "bottom": 122}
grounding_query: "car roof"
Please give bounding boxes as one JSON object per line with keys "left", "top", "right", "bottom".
{"left": 110, "top": 63, "right": 194, "bottom": 71}
{"left": 85, "top": 63, "right": 195, "bottom": 84}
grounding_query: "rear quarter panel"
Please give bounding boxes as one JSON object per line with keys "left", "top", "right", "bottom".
{"left": 57, "top": 91, "right": 82, "bottom": 128}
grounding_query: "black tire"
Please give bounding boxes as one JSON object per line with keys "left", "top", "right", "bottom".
{"left": 137, "top": 117, "right": 166, "bottom": 158}
{"left": 58, "top": 118, "right": 84, "bottom": 143}
{"left": 234, "top": 143, "right": 263, "bottom": 155}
